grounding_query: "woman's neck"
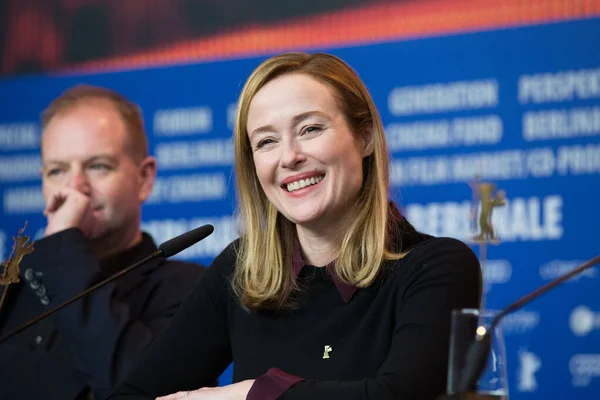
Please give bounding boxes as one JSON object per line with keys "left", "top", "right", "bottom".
{"left": 295, "top": 212, "right": 354, "bottom": 266}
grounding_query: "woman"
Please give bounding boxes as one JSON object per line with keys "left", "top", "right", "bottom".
{"left": 109, "top": 52, "right": 481, "bottom": 400}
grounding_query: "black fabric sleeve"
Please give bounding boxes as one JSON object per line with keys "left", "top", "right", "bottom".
{"left": 277, "top": 238, "right": 482, "bottom": 400}
{"left": 18, "top": 228, "right": 204, "bottom": 400}
{"left": 0, "top": 344, "right": 88, "bottom": 400}
{"left": 107, "top": 241, "right": 237, "bottom": 399}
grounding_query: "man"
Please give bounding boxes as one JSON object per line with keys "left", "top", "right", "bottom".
{"left": 0, "top": 85, "right": 206, "bottom": 400}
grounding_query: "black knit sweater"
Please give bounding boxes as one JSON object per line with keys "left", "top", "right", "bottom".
{"left": 110, "top": 224, "right": 481, "bottom": 400}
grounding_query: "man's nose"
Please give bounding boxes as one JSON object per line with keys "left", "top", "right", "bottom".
{"left": 67, "top": 169, "right": 91, "bottom": 194}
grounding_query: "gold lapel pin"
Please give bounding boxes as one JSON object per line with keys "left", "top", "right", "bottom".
{"left": 323, "top": 345, "right": 332, "bottom": 359}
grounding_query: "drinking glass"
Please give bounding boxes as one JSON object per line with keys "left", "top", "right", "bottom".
{"left": 446, "top": 308, "right": 509, "bottom": 399}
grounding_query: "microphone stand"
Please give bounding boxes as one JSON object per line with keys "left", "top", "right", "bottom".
{"left": 443, "top": 254, "right": 600, "bottom": 399}
{"left": 0, "top": 249, "right": 163, "bottom": 345}
{"left": 0, "top": 223, "right": 214, "bottom": 345}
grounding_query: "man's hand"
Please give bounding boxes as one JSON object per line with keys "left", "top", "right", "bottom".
{"left": 156, "top": 380, "right": 255, "bottom": 400}
{"left": 44, "top": 187, "right": 96, "bottom": 237}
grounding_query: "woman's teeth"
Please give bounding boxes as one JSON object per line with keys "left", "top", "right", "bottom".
{"left": 286, "top": 175, "right": 324, "bottom": 192}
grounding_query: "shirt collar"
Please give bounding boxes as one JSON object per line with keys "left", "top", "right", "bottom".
{"left": 291, "top": 239, "right": 358, "bottom": 303}
{"left": 98, "top": 232, "right": 158, "bottom": 276}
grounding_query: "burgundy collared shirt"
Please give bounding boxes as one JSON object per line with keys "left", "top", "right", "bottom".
{"left": 247, "top": 241, "right": 358, "bottom": 400}
{"left": 291, "top": 240, "right": 358, "bottom": 303}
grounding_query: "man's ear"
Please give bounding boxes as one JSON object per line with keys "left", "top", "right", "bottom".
{"left": 138, "top": 156, "right": 157, "bottom": 203}
{"left": 361, "top": 127, "right": 375, "bottom": 158}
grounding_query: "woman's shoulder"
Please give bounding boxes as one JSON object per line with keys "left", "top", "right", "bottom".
{"left": 391, "top": 234, "right": 482, "bottom": 285}
{"left": 391, "top": 212, "right": 479, "bottom": 271}
{"left": 383, "top": 235, "right": 482, "bottom": 308}
{"left": 208, "top": 238, "right": 241, "bottom": 274}
{"left": 405, "top": 235, "right": 479, "bottom": 262}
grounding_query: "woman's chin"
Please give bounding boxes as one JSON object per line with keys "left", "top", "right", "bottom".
{"left": 286, "top": 212, "right": 326, "bottom": 229}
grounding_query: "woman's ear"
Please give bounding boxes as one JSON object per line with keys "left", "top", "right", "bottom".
{"left": 361, "top": 127, "right": 375, "bottom": 158}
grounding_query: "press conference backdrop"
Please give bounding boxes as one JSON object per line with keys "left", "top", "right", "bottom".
{"left": 1, "top": 17, "right": 599, "bottom": 399}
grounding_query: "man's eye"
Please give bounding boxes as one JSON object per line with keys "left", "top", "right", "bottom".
{"left": 46, "top": 169, "right": 63, "bottom": 177}
{"left": 89, "top": 163, "right": 110, "bottom": 170}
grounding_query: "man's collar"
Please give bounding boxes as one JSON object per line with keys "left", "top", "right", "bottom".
{"left": 99, "top": 232, "right": 157, "bottom": 276}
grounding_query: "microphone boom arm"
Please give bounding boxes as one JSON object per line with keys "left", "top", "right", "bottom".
{"left": 0, "top": 249, "right": 162, "bottom": 345}
{"left": 458, "top": 254, "right": 600, "bottom": 393}
{"left": 0, "top": 223, "right": 215, "bottom": 346}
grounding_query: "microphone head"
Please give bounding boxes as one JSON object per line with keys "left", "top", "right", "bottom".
{"left": 158, "top": 224, "right": 214, "bottom": 258}
{"left": 457, "top": 332, "right": 492, "bottom": 393}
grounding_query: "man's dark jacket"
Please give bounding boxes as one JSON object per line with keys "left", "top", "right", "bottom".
{"left": 0, "top": 228, "right": 206, "bottom": 400}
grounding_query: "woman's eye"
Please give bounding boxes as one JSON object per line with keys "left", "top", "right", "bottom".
{"left": 257, "top": 138, "right": 275, "bottom": 148}
{"left": 303, "top": 125, "right": 322, "bottom": 135}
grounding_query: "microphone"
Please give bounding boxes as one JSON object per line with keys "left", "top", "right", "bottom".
{"left": 0, "top": 224, "right": 214, "bottom": 345}
{"left": 159, "top": 224, "right": 214, "bottom": 257}
{"left": 437, "top": 254, "right": 600, "bottom": 399}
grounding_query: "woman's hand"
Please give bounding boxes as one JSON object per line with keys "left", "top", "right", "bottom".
{"left": 156, "top": 380, "right": 255, "bottom": 400}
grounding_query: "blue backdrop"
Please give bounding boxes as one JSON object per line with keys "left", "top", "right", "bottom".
{"left": 1, "top": 18, "right": 599, "bottom": 399}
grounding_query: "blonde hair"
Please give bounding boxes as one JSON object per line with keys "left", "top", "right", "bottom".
{"left": 41, "top": 84, "right": 148, "bottom": 162}
{"left": 233, "top": 52, "right": 403, "bottom": 311}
